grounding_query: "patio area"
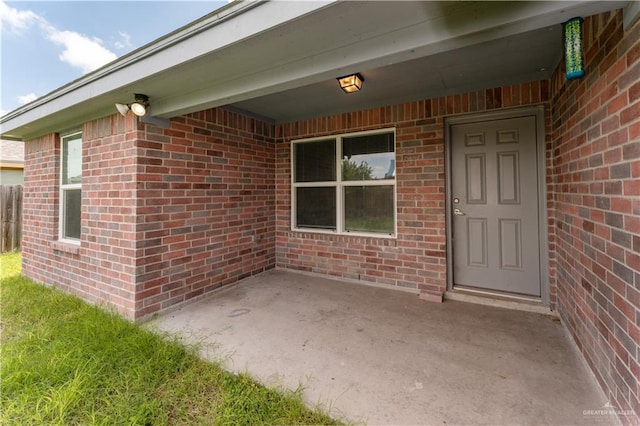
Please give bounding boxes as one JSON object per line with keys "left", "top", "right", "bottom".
{"left": 150, "top": 270, "right": 617, "bottom": 425}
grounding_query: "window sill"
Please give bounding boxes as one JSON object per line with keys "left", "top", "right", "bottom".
{"left": 50, "top": 240, "right": 81, "bottom": 255}
{"left": 291, "top": 228, "right": 397, "bottom": 240}
{"left": 289, "top": 228, "right": 398, "bottom": 247}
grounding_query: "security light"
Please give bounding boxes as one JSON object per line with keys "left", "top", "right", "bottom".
{"left": 115, "top": 93, "right": 150, "bottom": 117}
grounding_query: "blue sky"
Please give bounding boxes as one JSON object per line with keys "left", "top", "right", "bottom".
{"left": 1, "top": 1, "right": 227, "bottom": 116}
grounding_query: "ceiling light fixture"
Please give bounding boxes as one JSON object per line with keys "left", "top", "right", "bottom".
{"left": 337, "top": 73, "right": 364, "bottom": 93}
{"left": 115, "top": 93, "right": 150, "bottom": 117}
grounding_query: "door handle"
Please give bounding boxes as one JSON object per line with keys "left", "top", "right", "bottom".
{"left": 453, "top": 208, "right": 466, "bottom": 216}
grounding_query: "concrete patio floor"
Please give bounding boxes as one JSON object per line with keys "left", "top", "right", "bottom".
{"left": 150, "top": 269, "right": 618, "bottom": 425}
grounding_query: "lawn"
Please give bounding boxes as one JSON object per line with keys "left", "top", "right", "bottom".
{"left": 0, "top": 252, "right": 339, "bottom": 425}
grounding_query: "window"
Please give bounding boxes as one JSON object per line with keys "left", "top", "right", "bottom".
{"left": 60, "top": 132, "right": 82, "bottom": 242}
{"left": 292, "top": 129, "right": 395, "bottom": 236}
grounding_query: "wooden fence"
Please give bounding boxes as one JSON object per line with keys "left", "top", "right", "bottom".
{"left": 1, "top": 185, "right": 23, "bottom": 253}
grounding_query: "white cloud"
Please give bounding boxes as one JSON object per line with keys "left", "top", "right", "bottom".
{"left": 42, "top": 24, "right": 117, "bottom": 73}
{"left": 1, "top": 1, "right": 117, "bottom": 74}
{"left": 17, "top": 93, "right": 38, "bottom": 105}
{"left": 0, "top": 0, "right": 39, "bottom": 34}
{"left": 114, "top": 31, "right": 132, "bottom": 50}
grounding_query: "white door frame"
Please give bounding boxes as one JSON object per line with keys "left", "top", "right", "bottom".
{"left": 444, "top": 105, "right": 550, "bottom": 306}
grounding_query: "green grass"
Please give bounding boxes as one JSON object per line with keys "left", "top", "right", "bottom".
{"left": 0, "top": 252, "right": 339, "bottom": 425}
{"left": 345, "top": 217, "right": 394, "bottom": 234}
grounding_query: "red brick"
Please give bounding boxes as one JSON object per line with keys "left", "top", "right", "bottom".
{"left": 606, "top": 92, "right": 628, "bottom": 115}
{"left": 620, "top": 102, "right": 640, "bottom": 125}
{"left": 630, "top": 81, "right": 640, "bottom": 103}
{"left": 624, "top": 180, "right": 640, "bottom": 196}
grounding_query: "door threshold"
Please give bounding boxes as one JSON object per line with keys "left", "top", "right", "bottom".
{"left": 446, "top": 287, "right": 556, "bottom": 316}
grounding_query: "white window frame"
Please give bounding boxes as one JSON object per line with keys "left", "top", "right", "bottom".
{"left": 291, "top": 128, "right": 397, "bottom": 238}
{"left": 59, "top": 131, "right": 82, "bottom": 244}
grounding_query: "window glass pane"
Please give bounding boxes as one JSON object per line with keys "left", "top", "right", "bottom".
{"left": 342, "top": 133, "right": 394, "bottom": 181}
{"left": 294, "top": 140, "right": 336, "bottom": 182}
{"left": 295, "top": 187, "right": 336, "bottom": 229}
{"left": 63, "top": 134, "right": 82, "bottom": 184}
{"left": 344, "top": 185, "right": 394, "bottom": 234}
{"left": 63, "top": 189, "right": 81, "bottom": 240}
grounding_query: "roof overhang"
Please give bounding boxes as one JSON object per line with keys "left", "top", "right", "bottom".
{"left": 0, "top": 0, "right": 629, "bottom": 140}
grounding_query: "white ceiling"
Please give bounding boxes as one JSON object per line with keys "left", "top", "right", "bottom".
{"left": 1, "top": 1, "right": 628, "bottom": 139}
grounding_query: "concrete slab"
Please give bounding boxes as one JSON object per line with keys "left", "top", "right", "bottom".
{"left": 150, "top": 270, "right": 618, "bottom": 425}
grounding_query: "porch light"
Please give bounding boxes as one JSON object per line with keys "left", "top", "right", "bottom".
{"left": 115, "top": 93, "right": 150, "bottom": 117}
{"left": 563, "top": 17, "right": 585, "bottom": 80}
{"left": 337, "top": 73, "right": 364, "bottom": 93}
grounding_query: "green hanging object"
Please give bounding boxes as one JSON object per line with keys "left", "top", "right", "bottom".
{"left": 563, "top": 17, "right": 585, "bottom": 80}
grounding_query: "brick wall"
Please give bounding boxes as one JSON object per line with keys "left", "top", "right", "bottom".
{"left": 22, "top": 133, "right": 59, "bottom": 285}
{"left": 21, "top": 83, "right": 554, "bottom": 318}
{"left": 22, "top": 107, "right": 276, "bottom": 320}
{"left": 275, "top": 82, "right": 552, "bottom": 301}
{"left": 22, "top": 114, "right": 140, "bottom": 318}
{"left": 133, "top": 108, "right": 276, "bottom": 318}
{"left": 550, "top": 10, "right": 640, "bottom": 422}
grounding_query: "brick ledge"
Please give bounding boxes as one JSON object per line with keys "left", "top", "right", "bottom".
{"left": 50, "top": 240, "right": 81, "bottom": 255}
